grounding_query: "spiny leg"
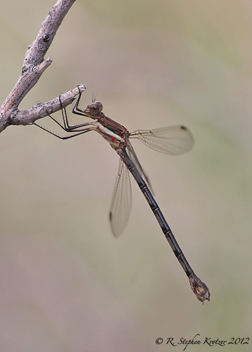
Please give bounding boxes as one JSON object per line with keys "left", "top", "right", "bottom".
{"left": 33, "top": 92, "right": 94, "bottom": 137}
{"left": 57, "top": 94, "right": 91, "bottom": 131}
{"left": 72, "top": 85, "right": 87, "bottom": 117}
{"left": 59, "top": 94, "right": 69, "bottom": 130}
{"left": 33, "top": 121, "right": 93, "bottom": 139}
{"left": 58, "top": 94, "right": 84, "bottom": 130}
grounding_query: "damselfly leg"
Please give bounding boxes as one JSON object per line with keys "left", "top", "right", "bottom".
{"left": 32, "top": 94, "right": 94, "bottom": 139}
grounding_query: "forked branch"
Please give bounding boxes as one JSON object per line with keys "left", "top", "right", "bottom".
{"left": 0, "top": 0, "right": 84, "bottom": 133}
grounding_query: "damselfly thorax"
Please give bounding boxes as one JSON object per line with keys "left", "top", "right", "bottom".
{"left": 84, "top": 102, "right": 130, "bottom": 150}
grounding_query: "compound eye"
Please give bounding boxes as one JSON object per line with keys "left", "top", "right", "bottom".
{"left": 84, "top": 101, "right": 103, "bottom": 117}
{"left": 91, "top": 102, "right": 103, "bottom": 115}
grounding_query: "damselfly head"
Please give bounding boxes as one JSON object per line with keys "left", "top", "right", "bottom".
{"left": 84, "top": 101, "right": 103, "bottom": 118}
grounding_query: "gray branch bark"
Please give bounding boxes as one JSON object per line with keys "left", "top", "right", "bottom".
{"left": 0, "top": 0, "right": 84, "bottom": 133}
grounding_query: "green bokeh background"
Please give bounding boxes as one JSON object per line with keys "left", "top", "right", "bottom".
{"left": 0, "top": 0, "right": 251, "bottom": 351}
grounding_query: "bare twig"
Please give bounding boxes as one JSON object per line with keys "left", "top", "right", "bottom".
{"left": 12, "top": 84, "right": 86, "bottom": 125}
{"left": 0, "top": 0, "right": 83, "bottom": 133}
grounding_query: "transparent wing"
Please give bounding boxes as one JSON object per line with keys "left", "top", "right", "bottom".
{"left": 109, "top": 159, "right": 132, "bottom": 237}
{"left": 127, "top": 141, "right": 154, "bottom": 194}
{"left": 130, "top": 125, "right": 194, "bottom": 155}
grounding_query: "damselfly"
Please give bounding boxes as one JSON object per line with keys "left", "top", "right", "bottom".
{"left": 33, "top": 86, "right": 210, "bottom": 302}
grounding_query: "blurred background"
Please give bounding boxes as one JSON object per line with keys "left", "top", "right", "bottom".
{"left": 0, "top": 0, "right": 252, "bottom": 351}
